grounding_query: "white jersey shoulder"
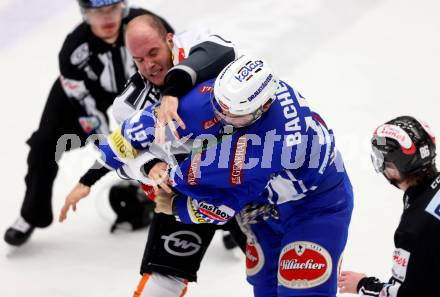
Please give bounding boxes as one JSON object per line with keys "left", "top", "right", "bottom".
{"left": 172, "top": 27, "right": 212, "bottom": 60}
{"left": 172, "top": 27, "right": 235, "bottom": 64}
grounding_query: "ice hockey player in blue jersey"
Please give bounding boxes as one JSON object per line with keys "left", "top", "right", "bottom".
{"left": 67, "top": 55, "right": 354, "bottom": 296}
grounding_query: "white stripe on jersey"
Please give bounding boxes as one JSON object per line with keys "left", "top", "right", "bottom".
{"left": 270, "top": 174, "right": 306, "bottom": 205}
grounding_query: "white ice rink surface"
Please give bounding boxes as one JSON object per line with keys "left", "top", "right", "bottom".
{"left": 1, "top": 0, "right": 440, "bottom": 296}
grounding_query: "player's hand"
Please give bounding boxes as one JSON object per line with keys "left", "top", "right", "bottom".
{"left": 154, "top": 95, "right": 186, "bottom": 144}
{"left": 338, "top": 271, "right": 366, "bottom": 294}
{"left": 154, "top": 189, "right": 174, "bottom": 215}
{"left": 59, "top": 183, "right": 91, "bottom": 223}
{"left": 148, "top": 161, "right": 173, "bottom": 194}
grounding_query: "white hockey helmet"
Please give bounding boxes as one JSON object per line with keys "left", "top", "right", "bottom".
{"left": 212, "top": 55, "right": 278, "bottom": 127}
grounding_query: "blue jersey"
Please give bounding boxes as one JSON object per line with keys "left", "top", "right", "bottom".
{"left": 99, "top": 79, "right": 345, "bottom": 225}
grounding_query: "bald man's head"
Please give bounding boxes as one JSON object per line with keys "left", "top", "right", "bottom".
{"left": 126, "top": 14, "right": 168, "bottom": 41}
{"left": 125, "top": 14, "right": 174, "bottom": 86}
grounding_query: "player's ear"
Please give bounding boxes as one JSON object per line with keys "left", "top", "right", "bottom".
{"left": 165, "top": 33, "right": 174, "bottom": 49}
{"left": 262, "top": 100, "right": 273, "bottom": 112}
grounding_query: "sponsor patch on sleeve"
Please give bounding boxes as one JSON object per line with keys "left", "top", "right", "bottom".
{"left": 391, "top": 248, "right": 410, "bottom": 282}
{"left": 108, "top": 127, "right": 139, "bottom": 160}
{"left": 198, "top": 202, "right": 234, "bottom": 222}
{"left": 187, "top": 198, "right": 209, "bottom": 224}
{"left": 186, "top": 198, "right": 233, "bottom": 225}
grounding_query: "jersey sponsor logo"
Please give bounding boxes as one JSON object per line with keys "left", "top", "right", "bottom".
{"left": 276, "top": 81, "right": 302, "bottom": 147}
{"left": 392, "top": 248, "right": 410, "bottom": 282}
{"left": 246, "top": 239, "right": 265, "bottom": 276}
{"left": 187, "top": 198, "right": 210, "bottom": 224}
{"left": 161, "top": 230, "right": 202, "bottom": 257}
{"left": 425, "top": 190, "right": 440, "bottom": 221}
{"left": 202, "top": 116, "right": 220, "bottom": 130}
{"left": 247, "top": 74, "right": 273, "bottom": 102}
{"left": 199, "top": 85, "right": 214, "bottom": 93}
{"left": 230, "top": 135, "right": 247, "bottom": 185}
{"left": 186, "top": 152, "right": 202, "bottom": 185}
{"left": 70, "top": 43, "right": 89, "bottom": 66}
{"left": 78, "top": 116, "right": 100, "bottom": 134}
{"left": 198, "top": 202, "right": 234, "bottom": 222}
{"left": 234, "top": 60, "right": 264, "bottom": 82}
{"left": 278, "top": 241, "right": 332, "bottom": 289}
{"left": 109, "top": 127, "right": 139, "bottom": 160}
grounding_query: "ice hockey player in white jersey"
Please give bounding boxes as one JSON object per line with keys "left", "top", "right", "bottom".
{"left": 61, "top": 14, "right": 246, "bottom": 297}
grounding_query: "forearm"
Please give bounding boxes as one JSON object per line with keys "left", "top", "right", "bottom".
{"left": 163, "top": 39, "right": 236, "bottom": 98}
{"left": 79, "top": 161, "right": 111, "bottom": 187}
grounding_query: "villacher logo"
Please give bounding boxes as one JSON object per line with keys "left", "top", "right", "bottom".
{"left": 246, "top": 239, "right": 265, "bottom": 276}
{"left": 278, "top": 241, "right": 332, "bottom": 289}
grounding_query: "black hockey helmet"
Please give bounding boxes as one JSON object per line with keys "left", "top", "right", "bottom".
{"left": 109, "top": 183, "right": 155, "bottom": 232}
{"left": 77, "top": 0, "right": 125, "bottom": 9}
{"left": 371, "top": 116, "right": 436, "bottom": 175}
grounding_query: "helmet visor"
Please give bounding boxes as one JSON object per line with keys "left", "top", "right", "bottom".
{"left": 211, "top": 97, "right": 263, "bottom": 128}
{"left": 371, "top": 147, "right": 385, "bottom": 173}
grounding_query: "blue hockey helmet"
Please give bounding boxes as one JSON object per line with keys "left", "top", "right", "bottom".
{"left": 77, "top": 0, "right": 125, "bottom": 9}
